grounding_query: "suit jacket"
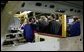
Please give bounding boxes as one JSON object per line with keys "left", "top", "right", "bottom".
{"left": 48, "top": 20, "right": 61, "bottom": 34}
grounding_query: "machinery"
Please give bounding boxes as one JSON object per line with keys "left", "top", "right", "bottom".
{"left": 1, "top": 1, "right": 83, "bottom": 51}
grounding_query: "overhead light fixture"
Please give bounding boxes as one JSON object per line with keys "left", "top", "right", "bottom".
{"left": 23, "top": 11, "right": 32, "bottom": 14}
{"left": 55, "top": 9, "right": 65, "bottom": 13}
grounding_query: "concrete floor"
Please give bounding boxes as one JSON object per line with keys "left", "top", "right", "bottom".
{"left": 59, "top": 36, "right": 83, "bottom": 51}
{"left": 1, "top": 35, "right": 83, "bottom": 51}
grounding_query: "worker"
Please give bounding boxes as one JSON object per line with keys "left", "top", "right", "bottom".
{"left": 21, "top": 18, "right": 35, "bottom": 42}
{"left": 48, "top": 14, "right": 61, "bottom": 34}
{"left": 68, "top": 16, "right": 80, "bottom": 37}
{"left": 29, "top": 17, "right": 38, "bottom": 32}
{"left": 38, "top": 16, "right": 48, "bottom": 33}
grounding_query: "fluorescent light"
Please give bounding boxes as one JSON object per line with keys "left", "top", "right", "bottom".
{"left": 23, "top": 11, "right": 32, "bottom": 14}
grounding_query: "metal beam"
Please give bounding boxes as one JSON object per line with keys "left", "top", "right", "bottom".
{"left": 52, "top": 1, "right": 83, "bottom": 9}
{"left": 62, "top": 14, "right": 67, "bottom": 37}
{"left": 1, "top": 1, "right": 23, "bottom": 36}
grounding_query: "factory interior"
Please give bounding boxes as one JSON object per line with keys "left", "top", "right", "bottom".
{"left": 1, "top": 1, "right": 83, "bottom": 51}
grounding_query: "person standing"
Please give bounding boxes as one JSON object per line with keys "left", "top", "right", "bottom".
{"left": 48, "top": 14, "right": 61, "bottom": 35}
{"left": 68, "top": 16, "right": 80, "bottom": 37}
{"left": 21, "top": 18, "right": 35, "bottom": 42}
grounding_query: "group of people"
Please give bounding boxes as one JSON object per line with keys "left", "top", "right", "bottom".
{"left": 67, "top": 16, "right": 80, "bottom": 37}
{"left": 21, "top": 14, "right": 62, "bottom": 42}
{"left": 36, "top": 15, "right": 62, "bottom": 34}
{"left": 20, "top": 14, "right": 80, "bottom": 42}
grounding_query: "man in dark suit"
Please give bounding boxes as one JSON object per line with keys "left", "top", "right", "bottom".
{"left": 48, "top": 14, "right": 61, "bottom": 35}
{"left": 38, "top": 16, "right": 48, "bottom": 33}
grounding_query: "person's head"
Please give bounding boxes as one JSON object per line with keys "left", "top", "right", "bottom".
{"left": 41, "top": 16, "right": 48, "bottom": 22}
{"left": 56, "top": 14, "right": 59, "bottom": 20}
{"left": 47, "top": 16, "right": 51, "bottom": 19}
{"left": 32, "top": 17, "right": 36, "bottom": 22}
{"left": 73, "top": 16, "right": 79, "bottom": 22}
{"left": 20, "top": 16, "right": 25, "bottom": 25}
{"left": 26, "top": 18, "right": 30, "bottom": 24}
{"left": 29, "top": 18, "right": 32, "bottom": 23}
{"left": 51, "top": 14, "right": 56, "bottom": 20}
{"left": 28, "top": 17, "right": 35, "bottom": 24}
{"left": 40, "top": 16, "right": 45, "bottom": 20}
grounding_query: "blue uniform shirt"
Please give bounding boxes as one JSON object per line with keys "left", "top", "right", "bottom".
{"left": 69, "top": 21, "right": 80, "bottom": 36}
{"left": 21, "top": 24, "right": 34, "bottom": 42}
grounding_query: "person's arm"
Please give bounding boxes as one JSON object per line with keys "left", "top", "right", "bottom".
{"left": 21, "top": 24, "right": 25, "bottom": 30}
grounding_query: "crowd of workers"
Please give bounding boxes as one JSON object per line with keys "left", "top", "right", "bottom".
{"left": 20, "top": 14, "right": 80, "bottom": 42}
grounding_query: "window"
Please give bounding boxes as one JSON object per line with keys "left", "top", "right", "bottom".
{"left": 45, "top": 5, "right": 47, "bottom": 7}
{"left": 50, "top": 5, "right": 55, "bottom": 8}
{"left": 36, "top": 2, "right": 42, "bottom": 6}
{"left": 77, "top": 10, "right": 81, "bottom": 13}
{"left": 21, "top": 2, "right": 25, "bottom": 7}
{"left": 70, "top": 9, "right": 73, "bottom": 11}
